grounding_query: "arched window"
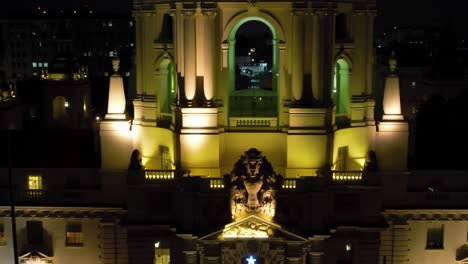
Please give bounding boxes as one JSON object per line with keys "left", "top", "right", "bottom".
{"left": 333, "top": 58, "right": 350, "bottom": 116}
{"left": 159, "top": 59, "right": 175, "bottom": 115}
{"left": 52, "top": 96, "right": 67, "bottom": 120}
{"left": 229, "top": 19, "right": 278, "bottom": 118}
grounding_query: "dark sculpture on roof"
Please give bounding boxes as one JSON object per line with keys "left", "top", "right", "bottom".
{"left": 228, "top": 148, "right": 282, "bottom": 221}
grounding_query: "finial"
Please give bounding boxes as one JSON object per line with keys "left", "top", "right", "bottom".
{"left": 389, "top": 50, "right": 397, "bottom": 73}
{"left": 112, "top": 50, "right": 120, "bottom": 74}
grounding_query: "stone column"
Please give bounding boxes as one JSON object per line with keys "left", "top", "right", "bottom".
{"left": 204, "top": 256, "right": 220, "bottom": 264}
{"left": 182, "top": 9, "right": 197, "bottom": 105}
{"left": 291, "top": 9, "right": 305, "bottom": 105}
{"left": 182, "top": 250, "right": 198, "bottom": 264}
{"left": 201, "top": 9, "right": 217, "bottom": 104}
{"left": 286, "top": 257, "right": 302, "bottom": 264}
{"left": 311, "top": 10, "right": 324, "bottom": 103}
{"left": 308, "top": 252, "right": 323, "bottom": 264}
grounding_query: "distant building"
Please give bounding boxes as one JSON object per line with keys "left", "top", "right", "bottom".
{"left": 0, "top": 13, "right": 134, "bottom": 82}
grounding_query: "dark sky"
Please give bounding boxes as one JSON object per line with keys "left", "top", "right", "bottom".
{"left": 0, "top": 0, "right": 131, "bottom": 15}
{"left": 1, "top": 0, "right": 466, "bottom": 37}
{"left": 376, "top": 0, "right": 468, "bottom": 36}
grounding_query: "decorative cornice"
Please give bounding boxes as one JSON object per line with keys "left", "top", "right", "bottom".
{"left": 291, "top": 8, "right": 306, "bottom": 16}
{"left": 353, "top": 9, "right": 377, "bottom": 16}
{"left": 311, "top": 8, "right": 333, "bottom": 16}
{"left": 201, "top": 8, "right": 217, "bottom": 17}
{"left": 0, "top": 206, "right": 125, "bottom": 219}
{"left": 181, "top": 9, "right": 196, "bottom": 16}
{"left": 385, "top": 209, "right": 468, "bottom": 222}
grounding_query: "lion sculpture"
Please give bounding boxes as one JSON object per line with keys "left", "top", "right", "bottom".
{"left": 228, "top": 148, "right": 283, "bottom": 221}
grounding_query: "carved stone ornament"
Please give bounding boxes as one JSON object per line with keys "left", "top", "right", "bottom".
{"left": 222, "top": 217, "right": 274, "bottom": 238}
{"left": 228, "top": 148, "right": 282, "bottom": 221}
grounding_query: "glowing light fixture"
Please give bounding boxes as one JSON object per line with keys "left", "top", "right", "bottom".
{"left": 246, "top": 256, "right": 257, "bottom": 264}
{"left": 345, "top": 243, "right": 352, "bottom": 252}
{"left": 154, "top": 241, "right": 160, "bottom": 248}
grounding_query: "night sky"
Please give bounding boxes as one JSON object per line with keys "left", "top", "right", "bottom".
{"left": 0, "top": 0, "right": 131, "bottom": 15}
{"left": 1, "top": 0, "right": 467, "bottom": 37}
{"left": 376, "top": 0, "right": 468, "bottom": 37}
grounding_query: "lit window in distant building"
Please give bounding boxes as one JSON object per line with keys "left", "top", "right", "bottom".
{"left": 411, "top": 81, "right": 416, "bottom": 88}
{"left": 0, "top": 223, "right": 6, "bottom": 246}
{"left": 125, "top": 72, "right": 130, "bottom": 77}
{"left": 38, "top": 62, "right": 43, "bottom": 68}
{"left": 129, "top": 21, "right": 134, "bottom": 27}
{"left": 154, "top": 241, "right": 170, "bottom": 264}
{"left": 32, "top": 62, "right": 37, "bottom": 68}
{"left": 426, "top": 223, "right": 444, "bottom": 249}
{"left": 109, "top": 51, "right": 114, "bottom": 57}
{"left": 28, "top": 175, "right": 42, "bottom": 190}
{"left": 44, "top": 62, "right": 48, "bottom": 68}
{"left": 66, "top": 222, "right": 83, "bottom": 246}
{"left": 108, "top": 21, "right": 113, "bottom": 27}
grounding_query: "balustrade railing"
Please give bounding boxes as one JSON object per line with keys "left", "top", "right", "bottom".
{"left": 282, "top": 179, "right": 297, "bottom": 189}
{"left": 145, "top": 170, "right": 176, "bottom": 180}
{"left": 209, "top": 179, "right": 224, "bottom": 189}
{"left": 332, "top": 171, "right": 363, "bottom": 181}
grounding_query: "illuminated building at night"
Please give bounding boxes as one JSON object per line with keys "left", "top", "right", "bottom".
{"left": 2, "top": 0, "right": 468, "bottom": 264}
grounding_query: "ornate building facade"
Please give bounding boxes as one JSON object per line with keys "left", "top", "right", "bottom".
{"left": 3, "top": 0, "right": 468, "bottom": 264}
{"left": 102, "top": 0, "right": 397, "bottom": 263}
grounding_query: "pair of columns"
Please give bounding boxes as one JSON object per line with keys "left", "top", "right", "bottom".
{"left": 291, "top": 8, "right": 333, "bottom": 106}
{"left": 181, "top": 8, "right": 216, "bottom": 106}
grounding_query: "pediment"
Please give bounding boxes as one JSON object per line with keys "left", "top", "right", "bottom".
{"left": 200, "top": 215, "right": 306, "bottom": 242}
{"left": 19, "top": 250, "right": 52, "bottom": 264}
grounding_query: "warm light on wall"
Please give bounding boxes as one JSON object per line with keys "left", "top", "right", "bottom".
{"left": 183, "top": 135, "right": 207, "bottom": 152}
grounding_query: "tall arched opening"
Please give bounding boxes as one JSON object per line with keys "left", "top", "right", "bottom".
{"left": 227, "top": 18, "right": 279, "bottom": 120}
{"left": 333, "top": 58, "right": 351, "bottom": 119}
{"left": 158, "top": 58, "right": 175, "bottom": 118}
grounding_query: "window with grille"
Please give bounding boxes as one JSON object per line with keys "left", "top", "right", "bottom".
{"left": 426, "top": 223, "right": 444, "bottom": 249}
{"left": 336, "top": 146, "right": 348, "bottom": 171}
{"left": 160, "top": 146, "right": 171, "bottom": 170}
{"left": 66, "top": 222, "right": 83, "bottom": 246}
